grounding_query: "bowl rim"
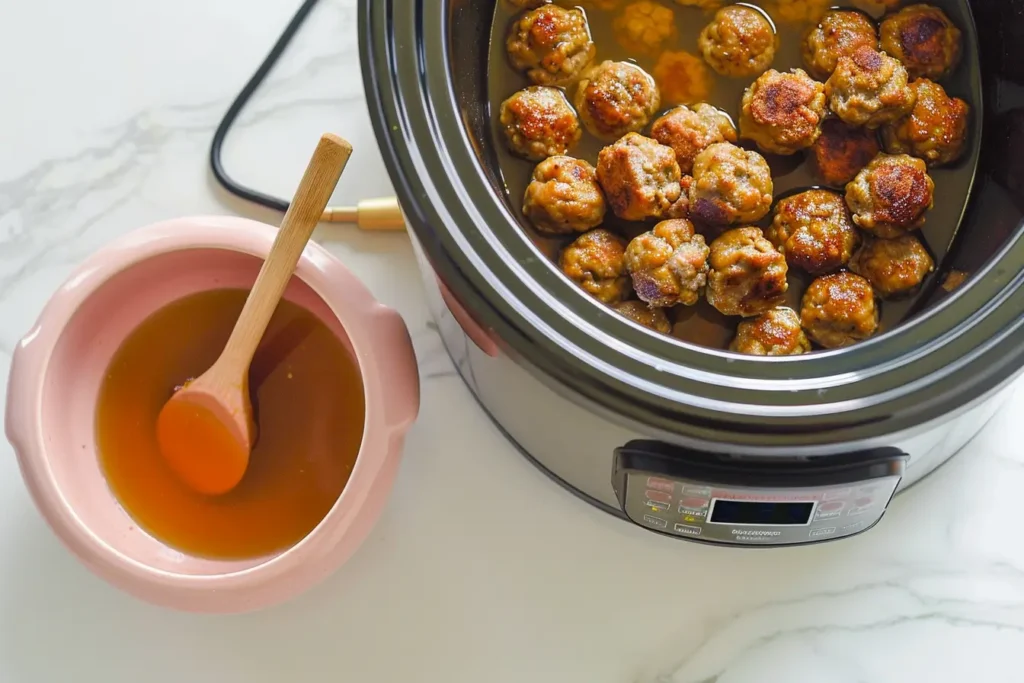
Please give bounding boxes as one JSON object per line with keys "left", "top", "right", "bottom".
{"left": 4, "top": 215, "right": 419, "bottom": 613}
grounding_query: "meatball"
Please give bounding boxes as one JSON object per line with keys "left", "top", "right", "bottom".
{"left": 499, "top": 87, "right": 582, "bottom": 161}
{"left": 845, "top": 153, "right": 934, "bottom": 238}
{"left": 800, "top": 272, "right": 879, "bottom": 348}
{"left": 739, "top": 68, "right": 827, "bottom": 155}
{"left": 624, "top": 219, "right": 710, "bottom": 307}
{"left": 768, "top": 189, "right": 859, "bottom": 275}
{"left": 811, "top": 117, "right": 881, "bottom": 186}
{"left": 575, "top": 61, "right": 661, "bottom": 140}
{"left": 507, "top": 5, "right": 596, "bottom": 86}
{"left": 698, "top": 5, "right": 778, "bottom": 78}
{"left": 523, "top": 156, "right": 606, "bottom": 234}
{"left": 826, "top": 46, "right": 916, "bottom": 129}
{"left": 560, "top": 229, "right": 630, "bottom": 304}
{"left": 849, "top": 234, "right": 935, "bottom": 298}
{"left": 596, "top": 133, "right": 688, "bottom": 221}
{"left": 880, "top": 4, "right": 962, "bottom": 81}
{"left": 651, "top": 103, "right": 737, "bottom": 174}
{"left": 652, "top": 50, "right": 713, "bottom": 106}
{"left": 614, "top": 1, "right": 678, "bottom": 57}
{"left": 802, "top": 9, "right": 878, "bottom": 80}
{"left": 689, "top": 142, "right": 774, "bottom": 227}
{"left": 730, "top": 307, "right": 812, "bottom": 356}
{"left": 706, "top": 226, "right": 789, "bottom": 317}
{"left": 613, "top": 300, "right": 673, "bottom": 334}
{"left": 881, "top": 79, "right": 970, "bottom": 167}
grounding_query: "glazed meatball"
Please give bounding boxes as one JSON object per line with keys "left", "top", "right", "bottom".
{"left": 698, "top": 5, "right": 777, "bottom": 78}
{"left": 652, "top": 50, "right": 713, "bottom": 106}
{"left": 613, "top": 301, "right": 673, "bottom": 334}
{"left": 500, "top": 87, "right": 582, "bottom": 161}
{"left": 881, "top": 79, "right": 970, "bottom": 167}
{"left": 706, "top": 226, "right": 789, "bottom": 317}
{"left": 845, "top": 153, "right": 934, "bottom": 238}
{"left": 739, "top": 68, "right": 827, "bottom": 155}
{"left": 730, "top": 307, "right": 812, "bottom": 356}
{"left": 849, "top": 234, "right": 935, "bottom": 298}
{"left": 597, "top": 133, "right": 688, "bottom": 221}
{"left": 880, "top": 4, "right": 962, "bottom": 81}
{"left": 651, "top": 103, "right": 737, "bottom": 174}
{"left": 523, "top": 156, "right": 606, "bottom": 234}
{"left": 507, "top": 5, "right": 596, "bottom": 86}
{"left": 800, "top": 272, "right": 879, "bottom": 348}
{"left": 560, "top": 229, "right": 630, "bottom": 303}
{"left": 811, "top": 117, "right": 881, "bottom": 186}
{"left": 802, "top": 9, "right": 878, "bottom": 80}
{"left": 624, "top": 219, "right": 710, "bottom": 307}
{"left": 614, "top": 1, "right": 678, "bottom": 57}
{"left": 575, "top": 61, "right": 661, "bottom": 140}
{"left": 767, "top": 189, "right": 859, "bottom": 275}
{"left": 825, "top": 46, "right": 916, "bottom": 129}
{"left": 689, "top": 142, "right": 774, "bottom": 227}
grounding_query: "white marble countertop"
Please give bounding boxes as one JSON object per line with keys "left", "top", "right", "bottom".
{"left": 2, "top": 0, "right": 1024, "bottom": 681}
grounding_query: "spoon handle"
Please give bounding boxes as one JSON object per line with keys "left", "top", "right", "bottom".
{"left": 221, "top": 133, "right": 353, "bottom": 367}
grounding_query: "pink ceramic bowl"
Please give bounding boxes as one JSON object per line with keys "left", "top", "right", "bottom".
{"left": 4, "top": 216, "right": 420, "bottom": 614}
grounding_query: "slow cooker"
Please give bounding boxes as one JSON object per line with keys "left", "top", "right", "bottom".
{"left": 359, "top": 0, "right": 1024, "bottom": 546}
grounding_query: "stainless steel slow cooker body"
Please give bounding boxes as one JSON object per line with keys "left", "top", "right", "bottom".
{"left": 361, "top": 0, "right": 1024, "bottom": 543}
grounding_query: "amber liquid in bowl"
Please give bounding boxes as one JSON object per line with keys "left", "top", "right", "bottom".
{"left": 95, "top": 289, "right": 365, "bottom": 560}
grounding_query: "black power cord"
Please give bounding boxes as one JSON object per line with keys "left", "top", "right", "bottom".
{"left": 209, "top": 0, "right": 322, "bottom": 214}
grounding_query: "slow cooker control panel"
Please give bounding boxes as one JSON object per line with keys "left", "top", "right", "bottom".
{"left": 612, "top": 443, "right": 907, "bottom": 546}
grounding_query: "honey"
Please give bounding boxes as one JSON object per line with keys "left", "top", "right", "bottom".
{"left": 95, "top": 289, "right": 365, "bottom": 560}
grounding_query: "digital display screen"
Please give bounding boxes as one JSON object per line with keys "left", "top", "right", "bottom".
{"left": 709, "top": 500, "right": 814, "bottom": 526}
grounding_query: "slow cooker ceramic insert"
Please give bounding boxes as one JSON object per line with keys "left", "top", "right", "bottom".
{"left": 360, "top": 0, "right": 1024, "bottom": 546}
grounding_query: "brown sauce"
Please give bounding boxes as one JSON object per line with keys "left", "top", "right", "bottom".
{"left": 488, "top": 0, "right": 980, "bottom": 349}
{"left": 95, "top": 289, "right": 365, "bottom": 560}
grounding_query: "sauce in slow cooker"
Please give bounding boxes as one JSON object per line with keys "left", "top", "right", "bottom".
{"left": 487, "top": 0, "right": 981, "bottom": 349}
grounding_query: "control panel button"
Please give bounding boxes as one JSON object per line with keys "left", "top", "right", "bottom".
{"left": 643, "top": 514, "right": 668, "bottom": 529}
{"left": 678, "top": 507, "right": 706, "bottom": 519}
{"left": 673, "top": 523, "right": 701, "bottom": 537}
{"left": 822, "top": 487, "right": 852, "bottom": 501}
{"left": 647, "top": 477, "right": 675, "bottom": 493}
{"left": 679, "top": 496, "right": 709, "bottom": 510}
{"left": 809, "top": 527, "right": 837, "bottom": 538}
{"left": 814, "top": 500, "right": 845, "bottom": 520}
{"left": 839, "top": 520, "right": 867, "bottom": 534}
{"left": 680, "top": 513, "right": 703, "bottom": 524}
{"left": 645, "top": 490, "right": 672, "bottom": 504}
{"left": 646, "top": 500, "right": 670, "bottom": 512}
{"left": 683, "top": 486, "right": 712, "bottom": 497}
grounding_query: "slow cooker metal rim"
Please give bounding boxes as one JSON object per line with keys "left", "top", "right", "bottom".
{"left": 359, "top": 0, "right": 1024, "bottom": 440}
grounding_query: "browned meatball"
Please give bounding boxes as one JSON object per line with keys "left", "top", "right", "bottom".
{"left": 698, "top": 5, "right": 778, "bottom": 78}
{"left": 811, "top": 118, "right": 881, "bottom": 186}
{"left": 650, "top": 103, "right": 737, "bottom": 174}
{"left": 613, "top": 1, "right": 678, "bottom": 56}
{"left": 613, "top": 300, "right": 673, "bottom": 334}
{"left": 575, "top": 61, "right": 661, "bottom": 140}
{"left": 597, "top": 133, "right": 689, "bottom": 221}
{"left": 802, "top": 9, "right": 878, "bottom": 80}
{"left": 739, "top": 68, "right": 827, "bottom": 155}
{"left": 849, "top": 234, "right": 935, "bottom": 298}
{"left": 500, "top": 86, "right": 582, "bottom": 161}
{"left": 689, "top": 142, "right": 774, "bottom": 227}
{"left": 881, "top": 79, "right": 970, "bottom": 167}
{"left": 624, "top": 219, "right": 710, "bottom": 307}
{"left": 845, "top": 153, "right": 934, "bottom": 238}
{"left": 652, "top": 50, "right": 713, "bottom": 106}
{"left": 507, "top": 5, "right": 596, "bottom": 86}
{"left": 560, "top": 229, "right": 630, "bottom": 303}
{"left": 800, "top": 271, "right": 879, "bottom": 348}
{"left": 523, "top": 156, "right": 606, "bottom": 234}
{"left": 880, "top": 4, "right": 962, "bottom": 80}
{"left": 706, "top": 226, "right": 789, "bottom": 317}
{"left": 730, "top": 307, "right": 812, "bottom": 355}
{"left": 825, "top": 46, "right": 916, "bottom": 129}
{"left": 768, "top": 189, "right": 859, "bottom": 275}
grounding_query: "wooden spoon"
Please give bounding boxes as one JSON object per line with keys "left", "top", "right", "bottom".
{"left": 156, "top": 133, "right": 353, "bottom": 495}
